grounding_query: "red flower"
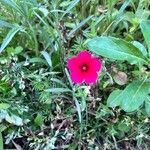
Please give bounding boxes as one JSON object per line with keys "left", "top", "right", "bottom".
{"left": 67, "top": 50, "right": 102, "bottom": 84}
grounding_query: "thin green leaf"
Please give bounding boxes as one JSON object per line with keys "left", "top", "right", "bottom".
{"left": 0, "top": 26, "right": 22, "bottom": 53}
{"left": 29, "top": 57, "right": 47, "bottom": 65}
{"left": 61, "top": 0, "right": 80, "bottom": 19}
{"left": 73, "top": 96, "right": 82, "bottom": 123}
{"left": 50, "top": 78, "right": 67, "bottom": 87}
{"left": 132, "top": 41, "right": 148, "bottom": 57}
{"left": 1, "top": 0, "right": 22, "bottom": 14}
{"left": 0, "top": 20, "right": 14, "bottom": 28}
{"left": 0, "top": 132, "right": 3, "bottom": 150}
{"left": 67, "top": 15, "right": 93, "bottom": 38}
{"left": 45, "top": 88, "right": 72, "bottom": 93}
{"left": 41, "top": 51, "right": 52, "bottom": 67}
{"left": 145, "top": 96, "right": 150, "bottom": 116}
{"left": 140, "top": 20, "right": 150, "bottom": 55}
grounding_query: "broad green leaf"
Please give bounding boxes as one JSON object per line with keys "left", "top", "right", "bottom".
{"left": 145, "top": 96, "right": 150, "bottom": 116}
{"left": 0, "top": 26, "right": 22, "bottom": 53}
{"left": 121, "top": 80, "right": 150, "bottom": 112}
{"left": 45, "top": 88, "right": 72, "bottom": 93}
{"left": 88, "top": 36, "right": 146, "bottom": 64}
{"left": 0, "top": 103, "right": 10, "bottom": 110}
{"left": 132, "top": 41, "right": 148, "bottom": 57}
{"left": 107, "top": 89, "right": 122, "bottom": 108}
{"left": 34, "top": 114, "right": 43, "bottom": 126}
{"left": 140, "top": 20, "right": 150, "bottom": 52}
{"left": 0, "top": 132, "right": 3, "bottom": 150}
{"left": 107, "top": 80, "right": 150, "bottom": 112}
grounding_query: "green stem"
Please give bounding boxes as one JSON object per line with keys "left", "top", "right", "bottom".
{"left": 28, "top": 22, "right": 39, "bottom": 56}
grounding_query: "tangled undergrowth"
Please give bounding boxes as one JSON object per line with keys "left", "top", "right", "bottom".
{"left": 0, "top": 0, "right": 150, "bottom": 149}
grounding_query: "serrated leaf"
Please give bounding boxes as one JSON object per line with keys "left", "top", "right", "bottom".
{"left": 140, "top": 20, "right": 150, "bottom": 52}
{"left": 0, "top": 26, "right": 22, "bottom": 53}
{"left": 88, "top": 36, "right": 147, "bottom": 64}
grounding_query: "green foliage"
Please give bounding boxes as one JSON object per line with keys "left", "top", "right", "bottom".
{"left": 0, "top": 0, "right": 150, "bottom": 149}
{"left": 0, "top": 132, "right": 3, "bottom": 150}
{"left": 88, "top": 36, "right": 147, "bottom": 64}
{"left": 0, "top": 26, "right": 22, "bottom": 53}
{"left": 34, "top": 114, "right": 43, "bottom": 127}
{"left": 140, "top": 20, "right": 150, "bottom": 54}
{"left": 107, "top": 80, "right": 150, "bottom": 112}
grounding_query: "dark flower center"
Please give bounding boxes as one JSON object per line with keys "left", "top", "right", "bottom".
{"left": 80, "top": 64, "right": 89, "bottom": 72}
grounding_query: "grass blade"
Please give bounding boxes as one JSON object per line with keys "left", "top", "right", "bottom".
{"left": 67, "top": 15, "right": 93, "bottom": 39}
{"left": 0, "top": 26, "right": 22, "bottom": 53}
{"left": 0, "top": 132, "right": 3, "bottom": 150}
{"left": 1, "top": 0, "right": 22, "bottom": 14}
{"left": 41, "top": 51, "right": 52, "bottom": 67}
{"left": 61, "top": 0, "right": 80, "bottom": 19}
{"left": 73, "top": 96, "right": 82, "bottom": 123}
{"left": 45, "top": 88, "right": 72, "bottom": 93}
{"left": 0, "top": 20, "right": 14, "bottom": 28}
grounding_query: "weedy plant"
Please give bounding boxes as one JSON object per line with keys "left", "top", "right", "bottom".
{"left": 87, "top": 20, "right": 150, "bottom": 113}
{"left": 0, "top": 0, "right": 150, "bottom": 149}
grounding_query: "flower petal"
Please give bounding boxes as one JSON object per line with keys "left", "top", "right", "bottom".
{"left": 70, "top": 72, "right": 84, "bottom": 84}
{"left": 67, "top": 57, "right": 79, "bottom": 72}
{"left": 91, "top": 57, "right": 102, "bottom": 72}
{"left": 77, "top": 50, "right": 91, "bottom": 60}
{"left": 84, "top": 72, "right": 98, "bottom": 84}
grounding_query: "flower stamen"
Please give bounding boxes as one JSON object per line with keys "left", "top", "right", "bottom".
{"left": 81, "top": 64, "right": 88, "bottom": 72}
